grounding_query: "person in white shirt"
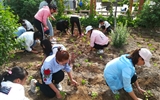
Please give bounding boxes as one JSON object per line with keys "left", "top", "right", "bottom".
{"left": 0, "top": 66, "right": 29, "bottom": 100}
{"left": 30, "top": 48, "right": 78, "bottom": 99}
{"left": 99, "top": 19, "right": 111, "bottom": 34}
{"left": 17, "top": 31, "right": 42, "bottom": 54}
{"left": 19, "top": 19, "right": 34, "bottom": 31}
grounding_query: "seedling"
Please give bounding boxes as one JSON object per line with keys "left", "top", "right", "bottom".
{"left": 57, "top": 37, "right": 61, "bottom": 41}
{"left": 148, "top": 43, "right": 152, "bottom": 47}
{"left": 87, "top": 62, "right": 92, "bottom": 67}
{"left": 85, "top": 59, "right": 89, "bottom": 62}
{"left": 75, "top": 63, "right": 80, "bottom": 67}
{"left": 87, "top": 41, "right": 90, "bottom": 45}
{"left": 16, "top": 56, "right": 21, "bottom": 60}
{"left": 28, "top": 75, "right": 33, "bottom": 82}
{"left": 99, "top": 56, "right": 103, "bottom": 60}
{"left": 144, "top": 90, "right": 153, "bottom": 100}
{"left": 91, "top": 92, "right": 98, "bottom": 99}
{"left": 60, "top": 91, "right": 66, "bottom": 100}
{"left": 114, "top": 94, "right": 120, "bottom": 100}
{"left": 78, "top": 51, "right": 82, "bottom": 55}
{"left": 81, "top": 79, "right": 87, "bottom": 85}
{"left": 70, "top": 38, "right": 74, "bottom": 43}
{"left": 82, "top": 37, "right": 86, "bottom": 42}
{"left": 27, "top": 63, "right": 32, "bottom": 69}
{"left": 153, "top": 62, "right": 157, "bottom": 67}
{"left": 120, "top": 50, "right": 124, "bottom": 55}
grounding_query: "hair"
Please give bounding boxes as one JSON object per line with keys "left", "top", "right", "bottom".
{"left": 0, "top": 66, "right": 28, "bottom": 87}
{"left": 48, "top": 4, "right": 57, "bottom": 10}
{"left": 126, "top": 49, "right": 141, "bottom": 67}
{"left": 45, "top": 0, "right": 52, "bottom": 4}
{"left": 99, "top": 19, "right": 104, "bottom": 23}
{"left": 89, "top": 29, "right": 94, "bottom": 37}
{"left": 34, "top": 31, "right": 42, "bottom": 40}
{"left": 41, "top": 39, "right": 52, "bottom": 57}
{"left": 56, "top": 47, "right": 69, "bottom": 62}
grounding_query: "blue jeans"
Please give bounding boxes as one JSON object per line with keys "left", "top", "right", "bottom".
{"left": 47, "top": 19, "right": 54, "bottom": 36}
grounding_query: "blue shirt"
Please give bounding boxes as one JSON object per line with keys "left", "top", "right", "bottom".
{"left": 15, "top": 26, "right": 26, "bottom": 37}
{"left": 41, "top": 54, "right": 71, "bottom": 84}
{"left": 103, "top": 54, "right": 135, "bottom": 92}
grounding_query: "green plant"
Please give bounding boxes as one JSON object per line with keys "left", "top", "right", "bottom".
{"left": 91, "top": 91, "right": 98, "bottom": 99}
{"left": 114, "top": 94, "right": 120, "bottom": 100}
{"left": 110, "top": 24, "right": 130, "bottom": 48}
{"left": 55, "top": 0, "right": 65, "bottom": 17}
{"left": 85, "top": 59, "right": 89, "bottom": 62}
{"left": 4, "top": 0, "right": 42, "bottom": 22}
{"left": 99, "top": 56, "right": 103, "bottom": 60}
{"left": 144, "top": 90, "right": 153, "bottom": 100}
{"left": 135, "top": 0, "right": 160, "bottom": 28}
{"left": 81, "top": 79, "right": 87, "bottom": 85}
{"left": 0, "top": 4, "right": 22, "bottom": 66}
{"left": 60, "top": 91, "right": 66, "bottom": 99}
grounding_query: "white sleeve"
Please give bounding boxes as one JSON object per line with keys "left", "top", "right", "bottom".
{"left": 25, "top": 39, "right": 33, "bottom": 52}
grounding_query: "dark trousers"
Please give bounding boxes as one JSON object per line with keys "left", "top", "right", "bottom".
{"left": 36, "top": 70, "right": 64, "bottom": 98}
{"left": 70, "top": 17, "right": 81, "bottom": 35}
{"left": 93, "top": 42, "right": 110, "bottom": 50}
{"left": 34, "top": 18, "right": 44, "bottom": 40}
{"left": 101, "top": 26, "right": 111, "bottom": 34}
{"left": 131, "top": 74, "right": 137, "bottom": 84}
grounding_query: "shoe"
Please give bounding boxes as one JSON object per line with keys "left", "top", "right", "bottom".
{"left": 97, "top": 49, "right": 104, "bottom": 54}
{"left": 50, "top": 37, "right": 57, "bottom": 42}
{"left": 30, "top": 79, "right": 37, "bottom": 93}
{"left": 112, "top": 90, "right": 119, "bottom": 94}
{"left": 55, "top": 83, "right": 62, "bottom": 91}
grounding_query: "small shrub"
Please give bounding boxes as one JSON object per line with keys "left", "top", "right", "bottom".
{"left": 110, "top": 24, "right": 130, "bottom": 48}
{"left": 0, "top": 4, "right": 21, "bottom": 66}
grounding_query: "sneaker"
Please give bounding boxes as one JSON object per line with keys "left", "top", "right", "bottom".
{"left": 97, "top": 49, "right": 104, "bottom": 54}
{"left": 30, "top": 79, "right": 37, "bottom": 93}
{"left": 50, "top": 37, "right": 57, "bottom": 42}
{"left": 55, "top": 83, "right": 62, "bottom": 91}
{"left": 112, "top": 90, "right": 119, "bottom": 94}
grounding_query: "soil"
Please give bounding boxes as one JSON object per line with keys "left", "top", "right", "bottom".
{"left": 1, "top": 27, "right": 160, "bottom": 100}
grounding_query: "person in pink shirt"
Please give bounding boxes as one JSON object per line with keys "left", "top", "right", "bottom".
{"left": 34, "top": 4, "right": 56, "bottom": 40}
{"left": 85, "top": 25, "right": 110, "bottom": 54}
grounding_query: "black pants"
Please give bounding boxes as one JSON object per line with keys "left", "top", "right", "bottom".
{"left": 101, "top": 26, "right": 111, "bottom": 34}
{"left": 131, "top": 74, "right": 137, "bottom": 84}
{"left": 93, "top": 42, "right": 110, "bottom": 50}
{"left": 34, "top": 18, "right": 44, "bottom": 40}
{"left": 36, "top": 70, "right": 64, "bottom": 98}
{"left": 70, "top": 17, "right": 81, "bottom": 35}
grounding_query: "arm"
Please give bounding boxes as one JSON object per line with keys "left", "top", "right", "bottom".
{"left": 50, "top": 15, "right": 56, "bottom": 21}
{"left": 134, "top": 81, "right": 146, "bottom": 94}
{"left": 67, "top": 71, "right": 78, "bottom": 86}
{"left": 48, "top": 83, "right": 62, "bottom": 98}
{"left": 36, "top": 55, "right": 47, "bottom": 68}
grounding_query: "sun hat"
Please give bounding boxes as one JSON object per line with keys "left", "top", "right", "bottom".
{"left": 85, "top": 25, "right": 93, "bottom": 34}
{"left": 139, "top": 48, "right": 152, "bottom": 67}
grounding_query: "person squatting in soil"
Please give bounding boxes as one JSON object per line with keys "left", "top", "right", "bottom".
{"left": 70, "top": 15, "right": 83, "bottom": 38}
{"left": 85, "top": 25, "right": 110, "bottom": 54}
{"left": 34, "top": 3, "right": 56, "bottom": 41}
{"left": 99, "top": 19, "right": 111, "bottom": 34}
{"left": 30, "top": 48, "right": 78, "bottom": 99}
{"left": 17, "top": 31, "right": 42, "bottom": 54}
{"left": 36, "top": 39, "right": 66, "bottom": 68}
{"left": 103, "top": 48, "right": 152, "bottom": 100}
{"left": 0, "top": 66, "right": 29, "bottom": 100}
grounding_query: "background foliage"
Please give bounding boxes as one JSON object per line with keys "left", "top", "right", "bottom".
{"left": 4, "top": 0, "right": 42, "bottom": 23}
{"left": 135, "top": 0, "right": 160, "bottom": 28}
{"left": 0, "top": 4, "right": 21, "bottom": 66}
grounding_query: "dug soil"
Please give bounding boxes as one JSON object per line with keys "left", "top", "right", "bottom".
{"left": 2, "top": 27, "right": 160, "bottom": 100}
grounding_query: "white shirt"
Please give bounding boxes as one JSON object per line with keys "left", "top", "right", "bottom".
{"left": 52, "top": 44, "right": 66, "bottom": 55}
{"left": 18, "top": 31, "right": 34, "bottom": 52}
{"left": 23, "top": 19, "right": 34, "bottom": 31}
{"left": 0, "top": 81, "right": 29, "bottom": 100}
{"left": 99, "top": 21, "right": 110, "bottom": 29}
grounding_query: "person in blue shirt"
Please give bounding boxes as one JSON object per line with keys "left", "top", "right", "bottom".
{"left": 14, "top": 23, "right": 27, "bottom": 38}
{"left": 104, "top": 48, "right": 152, "bottom": 100}
{"left": 30, "top": 47, "right": 78, "bottom": 99}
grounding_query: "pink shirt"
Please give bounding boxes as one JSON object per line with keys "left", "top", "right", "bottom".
{"left": 34, "top": 6, "right": 51, "bottom": 26}
{"left": 90, "top": 30, "right": 109, "bottom": 47}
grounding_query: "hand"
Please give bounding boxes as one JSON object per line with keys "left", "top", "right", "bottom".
{"left": 36, "top": 64, "right": 42, "bottom": 68}
{"left": 45, "top": 26, "right": 49, "bottom": 30}
{"left": 71, "top": 79, "right": 78, "bottom": 86}
{"left": 137, "top": 97, "right": 143, "bottom": 100}
{"left": 137, "top": 87, "right": 146, "bottom": 94}
{"left": 56, "top": 91, "right": 62, "bottom": 99}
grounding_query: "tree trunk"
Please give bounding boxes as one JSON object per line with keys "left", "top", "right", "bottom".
{"left": 114, "top": 0, "right": 118, "bottom": 28}
{"left": 90, "top": 0, "right": 96, "bottom": 16}
{"left": 129, "top": 0, "right": 133, "bottom": 14}
{"left": 138, "top": 0, "right": 144, "bottom": 13}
